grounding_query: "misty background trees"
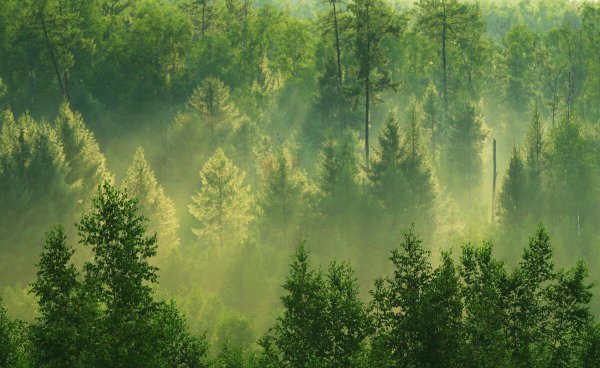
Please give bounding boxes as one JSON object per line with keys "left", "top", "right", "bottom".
{"left": 2, "top": 0, "right": 600, "bottom": 366}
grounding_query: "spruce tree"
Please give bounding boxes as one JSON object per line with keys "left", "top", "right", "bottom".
{"left": 401, "top": 97, "right": 437, "bottom": 230}
{"left": 122, "top": 147, "right": 180, "bottom": 256}
{"left": 443, "top": 100, "right": 487, "bottom": 207}
{"left": 189, "top": 148, "right": 252, "bottom": 247}
{"left": 369, "top": 111, "right": 411, "bottom": 227}
{"left": 422, "top": 82, "right": 440, "bottom": 161}
{"left": 498, "top": 146, "right": 528, "bottom": 226}
{"left": 258, "top": 147, "right": 308, "bottom": 246}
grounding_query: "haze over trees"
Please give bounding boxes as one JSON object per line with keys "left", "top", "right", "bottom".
{"left": 2, "top": 0, "right": 600, "bottom": 366}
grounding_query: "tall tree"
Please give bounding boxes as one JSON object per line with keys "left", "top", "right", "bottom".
{"left": 369, "top": 111, "right": 410, "bottom": 227}
{"left": 54, "top": 102, "right": 109, "bottom": 204}
{"left": 442, "top": 100, "right": 487, "bottom": 206}
{"left": 258, "top": 147, "right": 308, "bottom": 246}
{"left": 29, "top": 226, "right": 98, "bottom": 368}
{"left": 369, "top": 227, "right": 432, "bottom": 367}
{"left": 122, "top": 147, "right": 180, "bottom": 256}
{"left": 422, "top": 81, "right": 440, "bottom": 161}
{"left": 415, "top": 0, "right": 483, "bottom": 119}
{"left": 498, "top": 146, "right": 528, "bottom": 226}
{"left": 347, "top": 0, "right": 400, "bottom": 163}
{"left": 188, "top": 148, "right": 252, "bottom": 247}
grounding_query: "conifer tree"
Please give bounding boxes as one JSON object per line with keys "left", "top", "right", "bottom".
{"left": 443, "top": 100, "right": 487, "bottom": 206}
{"left": 419, "top": 252, "right": 464, "bottom": 367}
{"left": 189, "top": 148, "right": 252, "bottom": 247}
{"left": 258, "top": 147, "right": 308, "bottom": 246}
{"left": 0, "top": 298, "right": 14, "bottom": 367}
{"left": 369, "top": 111, "right": 411, "bottom": 227}
{"left": 524, "top": 106, "right": 544, "bottom": 218}
{"left": 347, "top": 0, "right": 400, "bottom": 163}
{"left": 415, "top": 0, "right": 483, "bottom": 118}
{"left": 498, "top": 146, "right": 528, "bottom": 226}
{"left": 422, "top": 82, "right": 440, "bottom": 161}
{"left": 122, "top": 147, "right": 180, "bottom": 256}
{"left": 317, "top": 129, "right": 362, "bottom": 218}
{"left": 506, "top": 225, "right": 554, "bottom": 367}
{"left": 264, "top": 242, "right": 368, "bottom": 367}
{"left": 370, "top": 227, "right": 432, "bottom": 367}
{"left": 29, "top": 226, "right": 98, "bottom": 368}
{"left": 401, "top": 97, "right": 437, "bottom": 229}
{"left": 460, "top": 242, "right": 509, "bottom": 367}
{"left": 54, "top": 102, "right": 109, "bottom": 204}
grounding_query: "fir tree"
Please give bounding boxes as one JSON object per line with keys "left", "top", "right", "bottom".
{"left": 422, "top": 82, "right": 440, "bottom": 161}
{"left": 188, "top": 148, "right": 252, "bottom": 247}
{"left": 122, "top": 147, "right": 180, "bottom": 256}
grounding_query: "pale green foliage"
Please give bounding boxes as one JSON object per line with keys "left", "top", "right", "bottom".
{"left": 122, "top": 147, "right": 180, "bottom": 256}
{"left": 189, "top": 149, "right": 252, "bottom": 246}
{"left": 54, "top": 102, "right": 109, "bottom": 203}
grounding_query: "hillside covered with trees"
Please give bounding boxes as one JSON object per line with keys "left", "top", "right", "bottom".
{"left": 2, "top": 0, "right": 600, "bottom": 366}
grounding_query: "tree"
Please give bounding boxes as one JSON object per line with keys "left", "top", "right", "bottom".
{"left": 401, "top": 96, "right": 437, "bottom": 229}
{"left": 500, "top": 23, "right": 536, "bottom": 115}
{"left": 505, "top": 225, "right": 554, "bottom": 367}
{"left": 78, "top": 182, "right": 209, "bottom": 367}
{"left": 419, "top": 252, "right": 464, "bottom": 368}
{"left": 369, "top": 111, "right": 410, "bottom": 227}
{"left": 415, "top": 0, "right": 483, "bottom": 119}
{"left": 258, "top": 147, "right": 308, "bottom": 246}
{"left": 442, "top": 100, "right": 487, "bottom": 207}
{"left": 369, "top": 226, "right": 432, "bottom": 367}
{"left": 54, "top": 102, "right": 109, "bottom": 204}
{"left": 29, "top": 226, "right": 98, "bottom": 368}
{"left": 422, "top": 81, "right": 440, "bottom": 161}
{"left": 264, "top": 242, "right": 368, "bottom": 367}
{"left": 460, "top": 242, "right": 509, "bottom": 368}
{"left": 347, "top": 0, "right": 401, "bottom": 163}
{"left": 188, "top": 148, "right": 252, "bottom": 247}
{"left": 0, "top": 298, "right": 15, "bottom": 367}
{"left": 78, "top": 182, "right": 159, "bottom": 368}
{"left": 122, "top": 147, "right": 180, "bottom": 256}
{"left": 498, "top": 146, "right": 528, "bottom": 226}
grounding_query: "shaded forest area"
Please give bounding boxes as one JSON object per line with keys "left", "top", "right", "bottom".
{"left": 2, "top": 0, "right": 600, "bottom": 366}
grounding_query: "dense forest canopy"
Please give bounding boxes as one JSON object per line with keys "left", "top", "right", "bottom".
{"left": 2, "top": 0, "right": 600, "bottom": 366}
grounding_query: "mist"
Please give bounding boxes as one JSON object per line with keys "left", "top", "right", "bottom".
{"left": 1, "top": 0, "right": 600, "bottom": 366}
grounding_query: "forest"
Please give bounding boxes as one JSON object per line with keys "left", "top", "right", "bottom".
{"left": 1, "top": 0, "right": 600, "bottom": 366}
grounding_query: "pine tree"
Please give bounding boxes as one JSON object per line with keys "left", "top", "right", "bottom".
{"left": 258, "top": 147, "right": 308, "bottom": 246}
{"left": 524, "top": 106, "right": 544, "bottom": 219}
{"left": 122, "top": 147, "right": 180, "bottom": 256}
{"left": 498, "top": 146, "right": 528, "bottom": 226}
{"left": 54, "top": 102, "right": 109, "bottom": 204}
{"left": 189, "top": 148, "right": 252, "bottom": 247}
